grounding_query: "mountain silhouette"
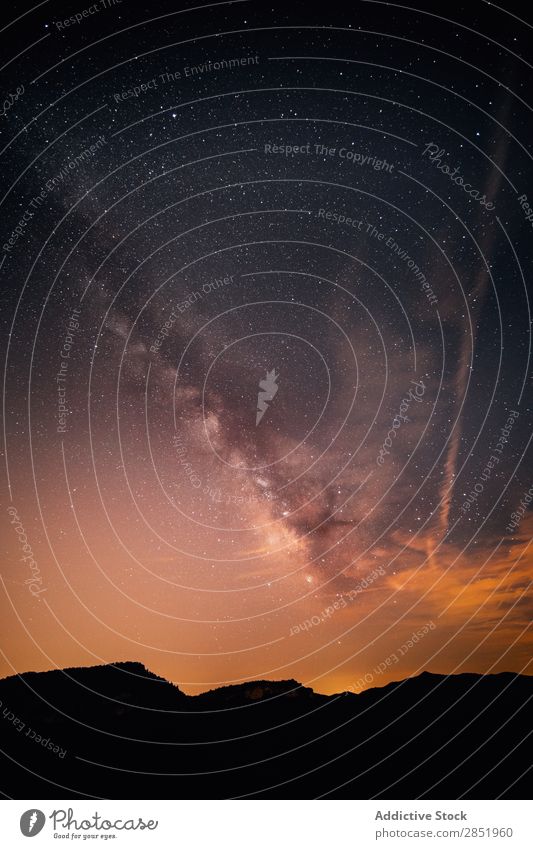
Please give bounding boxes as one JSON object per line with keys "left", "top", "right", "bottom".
{"left": 0, "top": 663, "right": 531, "bottom": 799}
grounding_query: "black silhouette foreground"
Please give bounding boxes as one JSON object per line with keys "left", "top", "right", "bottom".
{"left": 0, "top": 664, "right": 531, "bottom": 799}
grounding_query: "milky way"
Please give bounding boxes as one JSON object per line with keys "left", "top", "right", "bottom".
{"left": 1, "top": 0, "right": 532, "bottom": 695}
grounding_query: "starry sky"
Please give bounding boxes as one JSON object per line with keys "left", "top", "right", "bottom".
{"left": 1, "top": 0, "right": 532, "bottom": 695}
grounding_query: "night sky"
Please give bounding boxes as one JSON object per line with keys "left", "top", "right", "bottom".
{"left": 1, "top": 0, "right": 532, "bottom": 695}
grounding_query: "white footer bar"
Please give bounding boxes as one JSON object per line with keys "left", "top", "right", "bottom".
{"left": 1, "top": 799, "right": 530, "bottom": 848}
